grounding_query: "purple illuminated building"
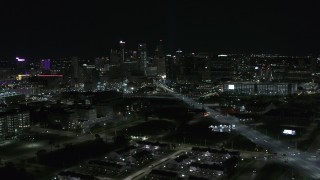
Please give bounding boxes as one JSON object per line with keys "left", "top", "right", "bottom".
{"left": 41, "top": 59, "right": 51, "bottom": 71}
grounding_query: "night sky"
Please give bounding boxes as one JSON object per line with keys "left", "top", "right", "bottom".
{"left": 0, "top": 0, "right": 319, "bottom": 59}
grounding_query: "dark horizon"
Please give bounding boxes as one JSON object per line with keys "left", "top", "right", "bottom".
{"left": 1, "top": 0, "right": 320, "bottom": 59}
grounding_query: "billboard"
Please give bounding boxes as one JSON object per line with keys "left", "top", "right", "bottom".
{"left": 228, "top": 84, "right": 235, "bottom": 90}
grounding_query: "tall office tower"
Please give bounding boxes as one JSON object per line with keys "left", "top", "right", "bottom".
{"left": 82, "top": 64, "right": 99, "bottom": 91}
{"left": 95, "top": 57, "right": 108, "bottom": 71}
{"left": 0, "top": 59, "right": 13, "bottom": 80}
{"left": 120, "top": 40, "right": 126, "bottom": 62}
{"left": 211, "top": 55, "right": 235, "bottom": 82}
{"left": 71, "top": 57, "right": 79, "bottom": 83}
{"left": 165, "top": 55, "right": 177, "bottom": 83}
{"left": 110, "top": 49, "right": 121, "bottom": 65}
{"left": 157, "top": 57, "right": 166, "bottom": 76}
{"left": 310, "top": 56, "right": 318, "bottom": 73}
{"left": 157, "top": 40, "right": 165, "bottom": 57}
{"left": 138, "top": 43, "right": 148, "bottom": 74}
{"left": 175, "top": 49, "right": 183, "bottom": 64}
{"left": 177, "top": 53, "right": 208, "bottom": 83}
{"left": 41, "top": 59, "right": 51, "bottom": 71}
{"left": 154, "top": 40, "right": 166, "bottom": 76}
{"left": 16, "top": 57, "right": 28, "bottom": 74}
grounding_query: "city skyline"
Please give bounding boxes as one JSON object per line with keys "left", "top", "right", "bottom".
{"left": 1, "top": 0, "right": 320, "bottom": 58}
{"left": 1, "top": 1, "right": 320, "bottom": 178}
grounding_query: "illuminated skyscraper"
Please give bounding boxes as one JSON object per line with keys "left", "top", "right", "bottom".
{"left": 120, "top": 40, "right": 126, "bottom": 62}
{"left": 138, "top": 43, "right": 148, "bottom": 74}
{"left": 165, "top": 54, "right": 177, "bottom": 83}
{"left": 211, "top": 55, "right": 234, "bottom": 82}
{"left": 154, "top": 40, "right": 166, "bottom": 76}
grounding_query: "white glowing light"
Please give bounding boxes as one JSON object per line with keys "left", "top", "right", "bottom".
{"left": 283, "top": 129, "right": 296, "bottom": 135}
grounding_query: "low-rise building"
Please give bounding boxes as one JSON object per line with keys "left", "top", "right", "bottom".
{"left": 148, "top": 169, "right": 178, "bottom": 180}
{"left": 57, "top": 171, "right": 94, "bottom": 180}
{"left": 86, "top": 160, "right": 127, "bottom": 175}
{"left": 189, "top": 162, "right": 224, "bottom": 176}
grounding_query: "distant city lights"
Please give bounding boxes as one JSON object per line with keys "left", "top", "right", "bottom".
{"left": 37, "top": 74, "right": 63, "bottom": 77}
{"left": 16, "top": 74, "right": 30, "bottom": 80}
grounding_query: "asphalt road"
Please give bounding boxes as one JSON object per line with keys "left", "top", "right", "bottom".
{"left": 155, "top": 81, "right": 320, "bottom": 179}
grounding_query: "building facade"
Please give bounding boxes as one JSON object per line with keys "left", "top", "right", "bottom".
{"left": 0, "top": 109, "right": 30, "bottom": 139}
{"left": 223, "top": 82, "right": 297, "bottom": 95}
